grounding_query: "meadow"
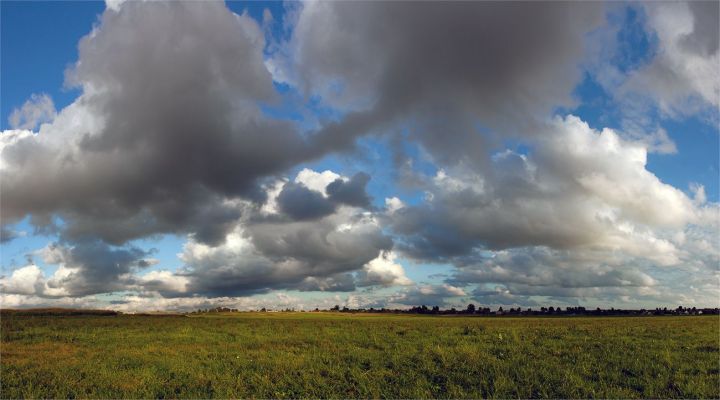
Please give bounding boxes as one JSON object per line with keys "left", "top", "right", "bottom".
{"left": 1, "top": 312, "right": 718, "bottom": 399}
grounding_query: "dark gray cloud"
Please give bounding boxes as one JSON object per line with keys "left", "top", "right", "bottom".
{"left": 165, "top": 198, "right": 394, "bottom": 297}
{"left": 10, "top": 240, "right": 154, "bottom": 298}
{"left": 1, "top": 1, "right": 605, "bottom": 254}
{"left": 275, "top": 172, "right": 373, "bottom": 221}
{"left": 1, "top": 1, "right": 315, "bottom": 246}
{"left": 282, "top": 1, "right": 605, "bottom": 165}
{"left": 326, "top": 172, "right": 372, "bottom": 208}
{"left": 48, "top": 241, "right": 150, "bottom": 297}
{"left": 276, "top": 182, "right": 336, "bottom": 220}
{"left": 0, "top": 226, "right": 19, "bottom": 243}
{"left": 2, "top": 1, "right": 717, "bottom": 310}
{"left": 679, "top": 1, "right": 718, "bottom": 58}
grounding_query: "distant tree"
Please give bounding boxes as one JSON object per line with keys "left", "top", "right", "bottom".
{"left": 498, "top": 307, "right": 504, "bottom": 313}
{"left": 466, "top": 304, "right": 476, "bottom": 314}
{"left": 331, "top": 305, "right": 340, "bottom": 311}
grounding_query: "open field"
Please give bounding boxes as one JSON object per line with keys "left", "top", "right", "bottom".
{"left": 1, "top": 313, "right": 718, "bottom": 399}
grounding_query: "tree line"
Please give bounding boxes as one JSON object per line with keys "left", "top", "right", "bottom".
{"left": 193, "top": 305, "right": 719, "bottom": 316}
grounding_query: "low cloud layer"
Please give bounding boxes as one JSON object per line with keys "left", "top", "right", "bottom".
{"left": 2, "top": 170, "right": 403, "bottom": 300}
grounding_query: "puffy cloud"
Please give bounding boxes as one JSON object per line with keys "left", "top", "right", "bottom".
{"left": 1, "top": 167, "right": 397, "bottom": 302}
{"left": 0, "top": 265, "right": 46, "bottom": 296}
{"left": 357, "top": 251, "right": 412, "bottom": 287}
{"left": 0, "top": 239, "right": 153, "bottom": 298}
{"left": 1, "top": 1, "right": 313, "bottom": 245}
{"left": 294, "top": 169, "right": 341, "bottom": 194}
{"left": 276, "top": 182, "right": 336, "bottom": 220}
{"left": 1, "top": 1, "right": 716, "bottom": 310}
{"left": 276, "top": 169, "right": 374, "bottom": 220}
{"left": 38, "top": 241, "right": 153, "bottom": 297}
{"left": 623, "top": 2, "right": 719, "bottom": 114}
{"left": 384, "top": 197, "right": 405, "bottom": 214}
{"left": 276, "top": 171, "right": 373, "bottom": 220}
{"left": 276, "top": 1, "right": 605, "bottom": 164}
{"left": 8, "top": 94, "right": 56, "bottom": 130}
{"left": 137, "top": 270, "right": 190, "bottom": 295}
{"left": 391, "top": 115, "right": 701, "bottom": 261}
{"left": 145, "top": 169, "right": 394, "bottom": 297}
{"left": 326, "top": 172, "right": 372, "bottom": 208}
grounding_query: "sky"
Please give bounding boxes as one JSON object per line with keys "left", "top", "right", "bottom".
{"left": 1, "top": 0, "right": 718, "bottom": 312}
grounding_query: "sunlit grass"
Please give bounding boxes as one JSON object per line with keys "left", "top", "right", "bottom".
{"left": 1, "top": 313, "right": 718, "bottom": 398}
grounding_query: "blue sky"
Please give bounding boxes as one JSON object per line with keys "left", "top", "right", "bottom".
{"left": 1, "top": 1, "right": 718, "bottom": 311}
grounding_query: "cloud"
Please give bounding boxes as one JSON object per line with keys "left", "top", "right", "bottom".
{"left": 356, "top": 251, "right": 412, "bottom": 287}
{"left": 1, "top": 1, "right": 717, "bottom": 310}
{"left": 8, "top": 94, "right": 56, "bottom": 130}
{"left": 449, "top": 246, "right": 661, "bottom": 306}
{"left": 277, "top": 1, "right": 605, "bottom": 165}
{"left": 391, "top": 115, "right": 702, "bottom": 262}
{"left": 326, "top": 172, "right": 372, "bottom": 208}
{"left": 452, "top": 247, "right": 657, "bottom": 290}
{"left": 1, "top": 1, "right": 315, "bottom": 245}
{"left": 276, "top": 170, "right": 373, "bottom": 220}
{"left": 38, "top": 241, "right": 152, "bottom": 297}
{"left": 1, "top": 240, "right": 153, "bottom": 298}
{"left": 141, "top": 169, "right": 395, "bottom": 297}
{"left": 389, "top": 284, "right": 467, "bottom": 307}
{"left": 622, "top": 2, "right": 719, "bottom": 114}
{"left": 0, "top": 265, "right": 46, "bottom": 296}
{"left": 276, "top": 182, "right": 336, "bottom": 220}
{"left": 471, "top": 286, "right": 540, "bottom": 308}
{"left": 294, "top": 168, "right": 341, "bottom": 193}
{"left": 0, "top": 226, "right": 23, "bottom": 243}
{"left": 1, "top": 167, "right": 396, "bottom": 301}
{"left": 137, "top": 270, "right": 189, "bottom": 295}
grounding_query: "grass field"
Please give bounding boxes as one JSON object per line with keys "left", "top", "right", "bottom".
{"left": 1, "top": 312, "right": 718, "bottom": 399}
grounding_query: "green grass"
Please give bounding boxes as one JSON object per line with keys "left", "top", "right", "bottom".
{"left": 1, "top": 313, "right": 718, "bottom": 399}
